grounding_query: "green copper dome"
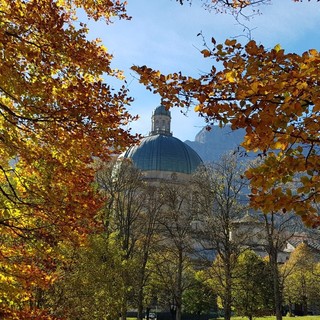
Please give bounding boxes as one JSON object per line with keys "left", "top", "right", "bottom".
{"left": 153, "top": 105, "right": 171, "bottom": 117}
{"left": 123, "top": 134, "right": 203, "bottom": 174}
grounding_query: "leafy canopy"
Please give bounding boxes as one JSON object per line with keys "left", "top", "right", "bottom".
{"left": 0, "top": 0, "right": 136, "bottom": 318}
{"left": 133, "top": 38, "right": 320, "bottom": 227}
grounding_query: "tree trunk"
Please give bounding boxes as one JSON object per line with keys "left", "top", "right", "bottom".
{"left": 121, "top": 297, "right": 127, "bottom": 320}
{"left": 224, "top": 281, "right": 232, "bottom": 320}
{"left": 288, "top": 299, "right": 293, "bottom": 317}
{"left": 137, "top": 260, "right": 147, "bottom": 320}
{"left": 264, "top": 213, "right": 283, "bottom": 320}
{"left": 176, "top": 304, "right": 182, "bottom": 320}
{"left": 224, "top": 256, "right": 232, "bottom": 320}
{"left": 176, "top": 248, "right": 183, "bottom": 320}
{"left": 137, "top": 287, "right": 144, "bottom": 320}
{"left": 302, "top": 295, "right": 308, "bottom": 316}
{"left": 270, "top": 250, "right": 283, "bottom": 320}
{"left": 170, "top": 305, "right": 176, "bottom": 320}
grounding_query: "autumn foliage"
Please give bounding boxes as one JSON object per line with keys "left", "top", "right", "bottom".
{"left": 133, "top": 38, "right": 320, "bottom": 227}
{"left": 0, "top": 0, "right": 136, "bottom": 318}
{"left": 1, "top": 0, "right": 319, "bottom": 318}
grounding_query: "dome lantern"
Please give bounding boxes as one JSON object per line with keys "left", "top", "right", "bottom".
{"left": 150, "top": 105, "right": 172, "bottom": 136}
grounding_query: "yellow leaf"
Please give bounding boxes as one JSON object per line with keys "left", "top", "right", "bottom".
{"left": 274, "top": 44, "right": 282, "bottom": 52}
{"left": 296, "top": 82, "right": 308, "bottom": 90}
{"left": 308, "top": 48, "right": 318, "bottom": 56}
{"left": 225, "top": 70, "right": 237, "bottom": 83}
{"left": 274, "top": 141, "right": 287, "bottom": 150}
{"left": 194, "top": 104, "right": 202, "bottom": 112}
{"left": 251, "top": 82, "right": 259, "bottom": 93}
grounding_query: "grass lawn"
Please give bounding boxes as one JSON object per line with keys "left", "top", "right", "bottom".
{"left": 215, "top": 317, "right": 319, "bottom": 320}
{"left": 128, "top": 317, "right": 319, "bottom": 320}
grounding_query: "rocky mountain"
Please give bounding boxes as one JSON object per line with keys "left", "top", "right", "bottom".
{"left": 184, "top": 125, "right": 248, "bottom": 163}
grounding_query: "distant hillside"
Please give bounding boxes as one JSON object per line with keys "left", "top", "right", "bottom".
{"left": 184, "top": 125, "right": 248, "bottom": 163}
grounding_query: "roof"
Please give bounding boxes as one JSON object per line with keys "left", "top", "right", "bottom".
{"left": 153, "top": 105, "right": 171, "bottom": 117}
{"left": 123, "top": 134, "right": 203, "bottom": 174}
{"left": 233, "top": 213, "right": 263, "bottom": 225}
{"left": 287, "top": 237, "right": 320, "bottom": 252}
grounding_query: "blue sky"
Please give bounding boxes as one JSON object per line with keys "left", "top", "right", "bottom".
{"left": 84, "top": 0, "right": 320, "bottom": 141}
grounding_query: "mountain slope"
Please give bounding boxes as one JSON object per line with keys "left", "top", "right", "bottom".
{"left": 185, "top": 125, "right": 247, "bottom": 162}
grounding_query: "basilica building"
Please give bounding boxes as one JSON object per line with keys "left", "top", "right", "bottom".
{"left": 122, "top": 105, "right": 203, "bottom": 182}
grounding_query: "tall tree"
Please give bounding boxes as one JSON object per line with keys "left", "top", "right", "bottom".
{"left": 151, "top": 182, "right": 197, "bottom": 320}
{"left": 233, "top": 250, "right": 273, "bottom": 320}
{"left": 95, "top": 158, "right": 164, "bottom": 320}
{"left": 182, "top": 272, "right": 217, "bottom": 317}
{"left": 96, "top": 159, "right": 144, "bottom": 320}
{"left": 133, "top": 185, "right": 164, "bottom": 320}
{"left": 261, "top": 211, "right": 300, "bottom": 320}
{"left": 191, "top": 154, "right": 249, "bottom": 320}
{"left": 283, "top": 242, "right": 320, "bottom": 316}
{"left": 0, "top": 1, "right": 135, "bottom": 318}
{"left": 45, "top": 234, "right": 126, "bottom": 320}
